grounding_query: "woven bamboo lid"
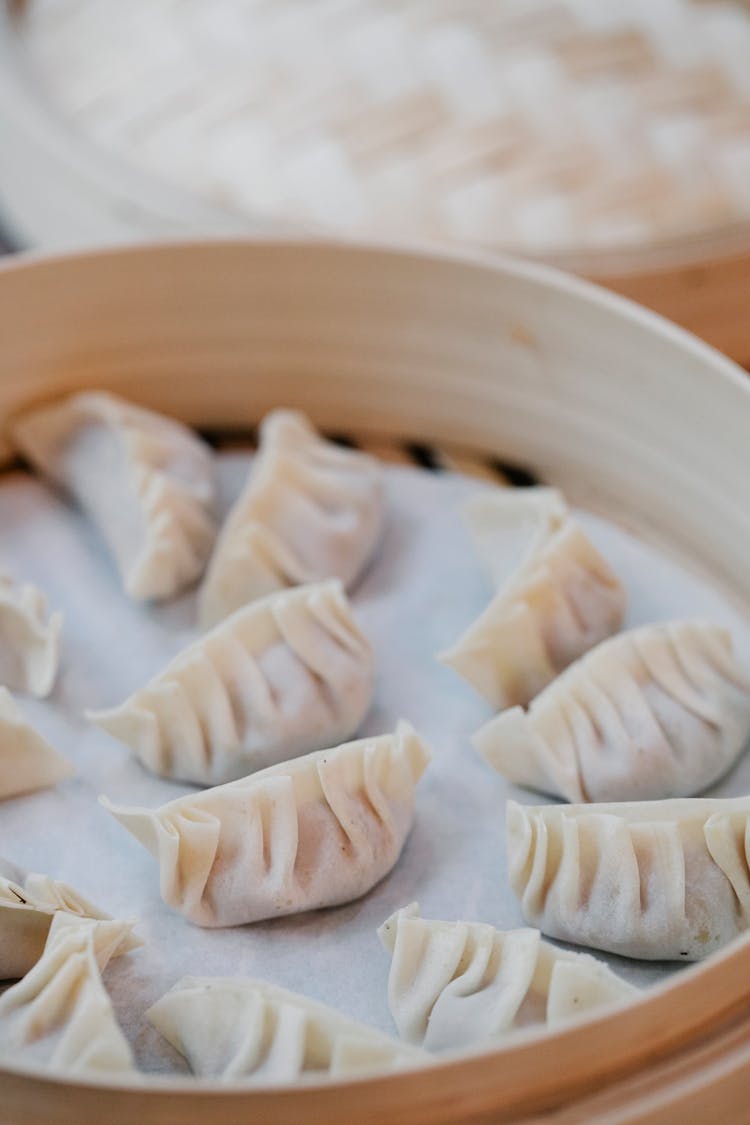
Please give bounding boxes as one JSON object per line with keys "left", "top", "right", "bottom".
{"left": 18, "top": 0, "right": 750, "bottom": 259}
{"left": 3, "top": 0, "right": 750, "bottom": 361}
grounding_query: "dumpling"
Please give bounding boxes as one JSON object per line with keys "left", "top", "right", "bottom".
{"left": 0, "top": 688, "right": 73, "bottom": 800}
{"left": 101, "top": 722, "right": 431, "bottom": 927}
{"left": 0, "top": 914, "right": 136, "bottom": 1073}
{"left": 440, "top": 488, "right": 625, "bottom": 709}
{"left": 507, "top": 795, "right": 750, "bottom": 960}
{"left": 88, "top": 581, "right": 374, "bottom": 785}
{"left": 147, "top": 977, "right": 426, "bottom": 1081}
{"left": 0, "top": 574, "right": 62, "bottom": 697}
{"left": 475, "top": 621, "right": 750, "bottom": 803}
{"left": 198, "top": 410, "right": 384, "bottom": 627}
{"left": 0, "top": 866, "right": 140, "bottom": 980}
{"left": 463, "top": 487, "right": 570, "bottom": 588}
{"left": 378, "top": 903, "right": 636, "bottom": 1050}
{"left": 11, "top": 391, "right": 216, "bottom": 601}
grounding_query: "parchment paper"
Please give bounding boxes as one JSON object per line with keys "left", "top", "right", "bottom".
{"left": 1, "top": 454, "right": 749, "bottom": 1076}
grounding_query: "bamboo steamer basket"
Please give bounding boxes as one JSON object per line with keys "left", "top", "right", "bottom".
{"left": 2, "top": 0, "right": 750, "bottom": 364}
{"left": 0, "top": 238, "right": 749, "bottom": 1123}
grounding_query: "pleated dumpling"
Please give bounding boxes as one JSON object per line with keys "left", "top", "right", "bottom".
{"left": 198, "top": 410, "right": 384, "bottom": 627}
{"left": 147, "top": 977, "right": 426, "bottom": 1082}
{"left": 475, "top": 621, "right": 750, "bottom": 803}
{"left": 378, "top": 903, "right": 637, "bottom": 1050}
{"left": 440, "top": 488, "right": 625, "bottom": 709}
{"left": 11, "top": 391, "right": 216, "bottom": 601}
{"left": 0, "top": 688, "right": 73, "bottom": 800}
{"left": 0, "top": 866, "right": 140, "bottom": 980}
{"left": 0, "top": 914, "right": 136, "bottom": 1074}
{"left": 0, "top": 574, "right": 62, "bottom": 697}
{"left": 88, "top": 581, "right": 374, "bottom": 785}
{"left": 507, "top": 795, "right": 750, "bottom": 960}
{"left": 102, "top": 722, "right": 431, "bottom": 927}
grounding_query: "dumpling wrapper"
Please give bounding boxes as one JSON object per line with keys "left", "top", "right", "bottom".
{"left": 147, "top": 977, "right": 427, "bottom": 1082}
{"left": 0, "top": 866, "right": 140, "bottom": 980}
{"left": 507, "top": 795, "right": 750, "bottom": 960}
{"left": 0, "top": 913, "right": 136, "bottom": 1074}
{"left": 88, "top": 580, "right": 375, "bottom": 785}
{"left": 378, "top": 903, "right": 637, "bottom": 1050}
{"left": 475, "top": 621, "right": 750, "bottom": 803}
{"left": 11, "top": 391, "right": 217, "bottom": 602}
{"left": 198, "top": 410, "right": 384, "bottom": 627}
{"left": 440, "top": 488, "right": 625, "bottom": 709}
{"left": 0, "top": 574, "right": 62, "bottom": 697}
{"left": 0, "top": 687, "right": 73, "bottom": 800}
{"left": 102, "top": 722, "right": 431, "bottom": 927}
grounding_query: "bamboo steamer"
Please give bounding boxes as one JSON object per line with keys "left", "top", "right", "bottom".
{"left": 0, "top": 238, "right": 749, "bottom": 1123}
{"left": 2, "top": 0, "right": 750, "bottom": 364}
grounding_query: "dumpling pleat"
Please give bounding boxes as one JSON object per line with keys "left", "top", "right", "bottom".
{"left": 703, "top": 811, "right": 750, "bottom": 924}
{"left": 378, "top": 904, "right": 635, "bottom": 1050}
{"left": 0, "top": 575, "right": 62, "bottom": 698}
{"left": 102, "top": 724, "right": 431, "bottom": 926}
{"left": 507, "top": 798, "right": 750, "bottom": 959}
{"left": 146, "top": 977, "right": 424, "bottom": 1081}
{"left": 425, "top": 928, "right": 533, "bottom": 1049}
{"left": 0, "top": 916, "right": 135, "bottom": 1074}
{"left": 11, "top": 392, "right": 217, "bottom": 603}
{"left": 258, "top": 777, "right": 300, "bottom": 889}
{"left": 476, "top": 622, "right": 750, "bottom": 804}
{"left": 440, "top": 488, "right": 625, "bottom": 710}
{"left": 639, "top": 624, "right": 725, "bottom": 726}
{"left": 179, "top": 653, "right": 240, "bottom": 763}
{"left": 89, "top": 581, "right": 375, "bottom": 785}
{"left": 198, "top": 411, "right": 384, "bottom": 626}
{"left": 150, "top": 682, "right": 206, "bottom": 778}
{"left": 390, "top": 918, "right": 468, "bottom": 1045}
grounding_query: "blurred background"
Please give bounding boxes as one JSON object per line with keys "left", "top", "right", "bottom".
{"left": 1, "top": 0, "right": 749, "bottom": 361}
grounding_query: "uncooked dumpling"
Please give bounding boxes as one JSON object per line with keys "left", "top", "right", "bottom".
{"left": 198, "top": 410, "right": 384, "bottom": 627}
{"left": 378, "top": 903, "right": 637, "bottom": 1050}
{"left": 507, "top": 795, "right": 750, "bottom": 960}
{"left": 440, "top": 488, "right": 625, "bottom": 709}
{"left": 102, "top": 722, "right": 431, "bottom": 926}
{"left": 11, "top": 391, "right": 216, "bottom": 601}
{"left": 0, "top": 688, "right": 72, "bottom": 800}
{"left": 475, "top": 621, "right": 750, "bottom": 802}
{"left": 0, "top": 914, "right": 136, "bottom": 1073}
{"left": 0, "top": 574, "right": 62, "bottom": 697}
{"left": 147, "top": 977, "right": 426, "bottom": 1082}
{"left": 88, "top": 580, "right": 374, "bottom": 785}
{"left": 0, "top": 866, "right": 140, "bottom": 980}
